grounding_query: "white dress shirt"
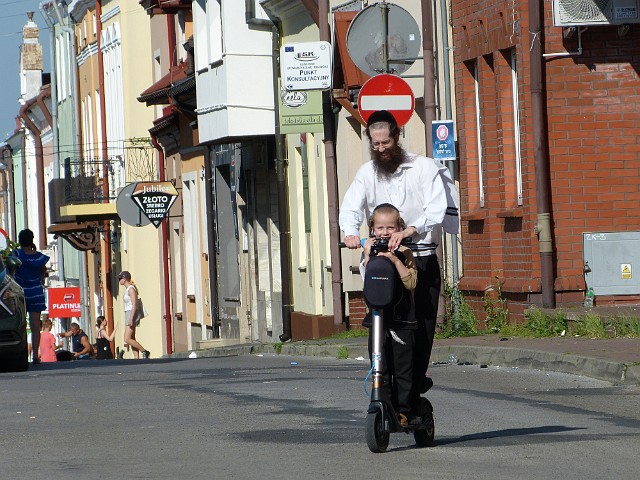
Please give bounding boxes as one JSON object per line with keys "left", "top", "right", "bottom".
{"left": 339, "top": 153, "right": 448, "bottom": 256}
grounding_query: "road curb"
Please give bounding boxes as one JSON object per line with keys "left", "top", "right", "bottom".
{"left": 170, "top": 342, "right": 638, "bottom": 385}
{"left": 430, "top": 345, "right": 630, "bottom": 385}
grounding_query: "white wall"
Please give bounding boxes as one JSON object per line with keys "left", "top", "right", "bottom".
{"left": 195, "top": 0, "right": 275, "bottom": 143}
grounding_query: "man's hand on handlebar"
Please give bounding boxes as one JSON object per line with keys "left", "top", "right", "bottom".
{"left": 387, "top": 227, "right": 417, "bottom": 250}
{"left": 343, "top": 235, "right": 361, "bottom": 249}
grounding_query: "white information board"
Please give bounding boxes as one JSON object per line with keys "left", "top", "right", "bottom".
{"left": 280, "top": 41, "right": 332, "bottom": 91}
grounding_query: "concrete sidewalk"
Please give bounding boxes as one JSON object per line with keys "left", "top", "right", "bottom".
{"left": 173, "top": 334, "right": 640, "bottom": 385}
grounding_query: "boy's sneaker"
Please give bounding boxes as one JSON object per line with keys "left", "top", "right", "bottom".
{"left": 117, "top": 349, "right": 125, "bottom": 359}
{"left": 398, "top": 412, "right": 421, "bottom": 427}
{"left": 142, "top": 350, "right": 151, "bottom": 359}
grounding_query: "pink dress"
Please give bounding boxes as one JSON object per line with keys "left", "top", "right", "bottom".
{"left": 39, "top": 331, "right": 58, "bottom": 363}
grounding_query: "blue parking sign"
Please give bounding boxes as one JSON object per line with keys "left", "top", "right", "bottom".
{"left": 432, "top": 120, "right": 456, "bottom": 161}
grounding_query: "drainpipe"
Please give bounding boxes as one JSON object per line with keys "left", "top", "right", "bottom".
{"left": 167, "top": 14, "right": 176, "bottom": 67}
{"left": 20, "top": 128, "right": 28, "bottom": 229}
{"left": 529, "top": 0, "right": 556, "bottom": 308}
{"left": 319, "top": 0, "right": 345, "bottom": 327}
{"left": 203, "top": 148, "right": 220, "bottom": 338}
{"left": 151, "top": 136, "right": 174, "bottom": 353}
{"left": 269, "top": 25, "right": 293, "bottom": 342}
{"left": 438, "top": 0, "right": 459, "bottom": 286}
{"left": 40, "top": 1, "right": 65, "bottom": 284}
{"left": 96, "top": 0, "right": 116, "bottom": 341}
{"left": 0, "top": 145, "right": 13, "bottom": 234}
{"left": 18, "top": 99, "right": 46, "bottom": 250}
{"left": 422, "top": 0, "right": 436, "bottom": 157}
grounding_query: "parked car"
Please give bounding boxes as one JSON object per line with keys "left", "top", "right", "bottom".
{"left": 0, "top": 255, "right": 28, "bottom": 372}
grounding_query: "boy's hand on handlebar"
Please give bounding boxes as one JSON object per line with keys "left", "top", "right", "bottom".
{"left": 343, "top": 235, "right": 361, "bottom": 249}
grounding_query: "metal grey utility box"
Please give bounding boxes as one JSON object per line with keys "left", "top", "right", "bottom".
{"left": 583, "top": 231, "right": 640, "bottom": 295}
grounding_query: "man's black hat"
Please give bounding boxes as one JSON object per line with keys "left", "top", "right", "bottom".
{"left": 366, "top": 110, "right": 398, "bottom": 128}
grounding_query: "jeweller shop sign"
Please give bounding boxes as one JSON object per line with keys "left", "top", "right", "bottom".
{"left": 132, "top": 181, "right": 179, "bottom": 228}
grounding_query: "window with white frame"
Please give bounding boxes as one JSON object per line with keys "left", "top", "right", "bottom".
{"left": 511, "top": 50, "right": 523, "bottom": 206}
{"left": 474, "top": 60, "right": 485, "bottom": 207}
{"left": 194, "top": 0, "right": 222, "bottom": 71}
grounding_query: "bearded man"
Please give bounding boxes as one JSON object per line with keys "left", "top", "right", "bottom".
{"left": 339, "top": 110, "right": 449, "bottom": 398}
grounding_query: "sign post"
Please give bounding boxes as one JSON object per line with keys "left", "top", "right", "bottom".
{"left": 357, "top": 73, "right": 415, "bottom": 127}
{"left": 131, "top": 181, "right": 179, "bottom": 228}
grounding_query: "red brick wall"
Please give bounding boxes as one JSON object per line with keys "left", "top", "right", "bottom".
{"left": 347, "top": 292, "right": 367, "bottom": 329}
{"left": 452, "top": 0, "right": 640, "bottom": 317}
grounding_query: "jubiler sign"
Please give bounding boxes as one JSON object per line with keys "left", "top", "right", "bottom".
{"left": 48, "top": 287, "right": 81, "bottom": 318}
{"left": 132, "top": 181, "right": 179, "bottom": 228}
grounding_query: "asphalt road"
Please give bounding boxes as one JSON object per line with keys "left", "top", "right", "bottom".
{"left": 1, "top": 354, "right": 639, "bottom": 480}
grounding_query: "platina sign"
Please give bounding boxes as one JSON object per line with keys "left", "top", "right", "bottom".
{"left": 48, "top": 287, "right": 81, "bottom": 318}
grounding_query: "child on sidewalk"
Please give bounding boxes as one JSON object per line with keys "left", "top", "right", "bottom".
{"left": 361, "top": 203, "right": 419, "bottom": 426}
{"left": 39, "top": 319, "right": 59, "bottom": 363}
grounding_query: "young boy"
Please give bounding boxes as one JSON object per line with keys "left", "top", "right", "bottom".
{"left": 361, "top": 203, "right": 419, "bottom": 426}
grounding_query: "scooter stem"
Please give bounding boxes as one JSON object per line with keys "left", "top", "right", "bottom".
{"left": 371, "top": 309, "right": 384, "bottom": 395}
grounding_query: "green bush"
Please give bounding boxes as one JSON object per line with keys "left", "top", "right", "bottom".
{"left": 524, "top": 308, "right": 567, "bottom": 337}
{"left": 573, "top": 313, "right": 606, "bottom": 337}
{"left": 336, "top": 346, "right": 349, "bottom": 359}
{"left": 483, "top": 278, "right": 509, "bottom": 333}
{"left": 440, "top": 284, "right": 478, "bottom": 338}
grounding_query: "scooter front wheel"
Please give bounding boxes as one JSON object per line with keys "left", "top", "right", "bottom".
{"left": 365, "top": 409, "right": 389, "bottom": 453}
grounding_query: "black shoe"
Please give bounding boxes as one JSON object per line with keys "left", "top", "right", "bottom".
{"left": 142, "top": 350, "right": 150, "bottom": 359}
{"left": 419, "top": 376, "right": 434, "bottom": 394}
{"left": 118, "top": 350, "right": 125, "bottom": 359}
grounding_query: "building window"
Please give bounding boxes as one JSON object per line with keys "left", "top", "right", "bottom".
{"left": 473, "top": 59, "right": 485, "bottom": 207}
{"left": 511, "top": 50, "right": 523, "bottom": 206}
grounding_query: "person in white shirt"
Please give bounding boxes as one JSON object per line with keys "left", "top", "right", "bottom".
{"left": 339, "top": 110, "right": 448, "bottom": 396}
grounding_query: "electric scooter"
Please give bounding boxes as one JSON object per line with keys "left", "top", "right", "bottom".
{"left": 362, "top": 239, "right": 435, "bottom": 453}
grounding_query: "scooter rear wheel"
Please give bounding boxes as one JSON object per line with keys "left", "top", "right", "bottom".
{"left": 365, "top": 409, "right": 389, "bottom": 453}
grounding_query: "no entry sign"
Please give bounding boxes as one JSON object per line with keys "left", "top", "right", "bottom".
{"left": 357, "top": 74, "right": 415, "bottom": 127}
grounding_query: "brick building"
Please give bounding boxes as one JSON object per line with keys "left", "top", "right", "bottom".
{"left": 452, "top": 0, "right": 640, "bottom": 321}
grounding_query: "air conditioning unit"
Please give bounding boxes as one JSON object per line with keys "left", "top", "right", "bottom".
{"left": 553, "top": 0, "right": 640, "bottom": 26}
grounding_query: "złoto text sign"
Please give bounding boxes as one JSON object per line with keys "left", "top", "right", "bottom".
{"left": 132, "top": 181, "right": 179, "bottom": 228}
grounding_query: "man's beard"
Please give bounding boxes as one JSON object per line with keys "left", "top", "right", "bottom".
{"left": 372, "top": 144, "right": 405, "bottom": 178}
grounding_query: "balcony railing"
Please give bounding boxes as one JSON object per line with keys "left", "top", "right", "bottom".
{"left": 63, "top": 156, "right": 124, "bottom": 204}
{"left": 62, "top": 144, "right": 157, "bottom": 205}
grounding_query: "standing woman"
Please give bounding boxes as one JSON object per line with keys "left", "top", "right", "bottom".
{"left": 118, "top": 271, "right": 150, "bottom": 359}
{"left": 14, "top": 229, "right": 49, "bottom": 364}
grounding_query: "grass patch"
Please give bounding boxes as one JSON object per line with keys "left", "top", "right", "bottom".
{"left": 273, "top": 342, "right": 283, "bottom": 354}
{"left": 322, "top": 329, "right": 369, "bottom": 340}
{"left": 336, "top": 346, "right": 349, "bottom": 359}
{"left": 572, "top": 313, "right": 607, "bottom": 337}
{"left": 523, "top": 308, "right": 567, "bottom": 337}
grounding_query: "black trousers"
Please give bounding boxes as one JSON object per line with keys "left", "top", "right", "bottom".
{"left": 413, "top": 254, "right": 441, "bottom": 392}
{"left": 369, "top": 328, "right": 415, "bottom": 415}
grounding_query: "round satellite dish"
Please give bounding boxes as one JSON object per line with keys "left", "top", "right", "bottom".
{"left": 346, "top": 3, "right": 421, "bottom": 77}
{"left": 116, "top": 183, "right": 151, "bottom": 227}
